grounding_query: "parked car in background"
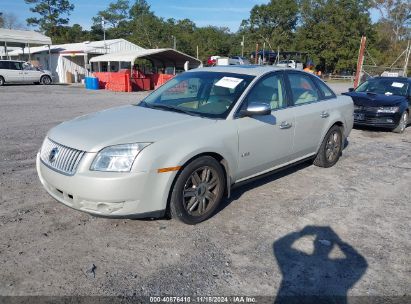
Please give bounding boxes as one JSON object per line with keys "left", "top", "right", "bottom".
{"left": 37, "top": 66, "right": 353, "bottom": 224}
{"left": 275, "top": 60, "right": 303, "bottom": 70}
{"left": 207, "top": 56, "right": 221, "bottom": 66}
{"left": 0, "top": 60, "right": 53, "bottom": 86}
{"left": 344, "top": 77, "right": 410, "bottom": 133}
{"left": 229, "top": 56, "right": 251, "bottom": 65}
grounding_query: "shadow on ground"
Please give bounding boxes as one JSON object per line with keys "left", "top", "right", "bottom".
{"left": 273, "top": 226, "right": 368, "bottom": 304}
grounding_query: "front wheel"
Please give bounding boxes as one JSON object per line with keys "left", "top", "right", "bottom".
{"left": 170, "top": 156, "right": 225, "bottom": 225}
{"left": 314, "top": 125, "right": 343, "bottom": 168}
{"left": 392, "top": 111, "right": 408, "bottom": 134}
{"left": 40, "top": 75, "right": 52, "bottom": 85}
{"left": 0, "top": 76, "right": 4, "bottom": 86}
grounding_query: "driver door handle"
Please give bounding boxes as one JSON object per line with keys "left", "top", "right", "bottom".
{"left": 279, "top": 121, "right": 292, "bottom": 129}
{"left": 321, "top": 111, "right": 330, "bottom": 118}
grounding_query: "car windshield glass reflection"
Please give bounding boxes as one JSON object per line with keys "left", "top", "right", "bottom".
{"left": 356, "top": 78, "right": 408, "bottom": 96}
{"left": 138, "top": 72, "right": 255, "bottom": 119}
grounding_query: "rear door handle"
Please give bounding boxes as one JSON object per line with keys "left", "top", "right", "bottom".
{"left": 279, "top": 121, "right": 292, "bottom": 129}
{"left": 320, "top": 111, "right": 330, "bottom": 118}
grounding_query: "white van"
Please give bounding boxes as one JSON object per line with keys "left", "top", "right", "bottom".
{"left": 0, "top": 60, "right": 53, "bottom": 86}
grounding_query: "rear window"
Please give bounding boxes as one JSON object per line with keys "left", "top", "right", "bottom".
{"left": 316, "top": 79, "right": 336, "bottom": 98}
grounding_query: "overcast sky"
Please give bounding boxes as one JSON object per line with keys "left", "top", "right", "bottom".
{"left": 0, "top": 0, "right": 380, "bottom": 32}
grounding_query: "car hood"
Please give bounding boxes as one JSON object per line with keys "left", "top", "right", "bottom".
{"left": 48, "top": 105, "right": 215, "bottom": 152}
{"left": 343, "top": 91, "right": 406, "bottom": 107}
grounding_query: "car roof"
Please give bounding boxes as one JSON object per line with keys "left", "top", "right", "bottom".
{"left": 188, "top": 65, "right": 287, "bottom": 77}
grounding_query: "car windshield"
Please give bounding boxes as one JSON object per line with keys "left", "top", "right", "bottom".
{"left": 356, "top": 78, "right": 409, "bottom": 96}
{"left": 138, "top": 71, "right": 255, "bottom": 118}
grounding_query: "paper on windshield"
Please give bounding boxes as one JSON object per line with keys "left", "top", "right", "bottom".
{"left": 215, "top": 77, "right": 243, "bottom": 89}
{"left": 391, "top": 82, "right": 404, "bottom": 88}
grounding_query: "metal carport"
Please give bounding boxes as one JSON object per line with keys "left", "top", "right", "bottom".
{"left": 0, "top": 28, "right": 52, "bottom": 59}
{"left": 89, "top": 48, "right": 202, "bottom": 72}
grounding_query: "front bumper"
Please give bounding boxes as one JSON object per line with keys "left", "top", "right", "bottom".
{"left": 353, "top": 111, "right": 401, "bottom": 128}
{"left": 36, "top": 153, "right": 169, "bottom": 218}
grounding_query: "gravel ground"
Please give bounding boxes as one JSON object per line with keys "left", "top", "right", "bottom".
{"left": 0, "top": 83, "right": 410, "bottom": 301}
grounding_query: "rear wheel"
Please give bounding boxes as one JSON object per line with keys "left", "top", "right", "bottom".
{"left": 0, "top": 76, "right": 4, "bottom": 86}
{"left": 40, "top": 75, "right": 52, "bottom": 85}
{"left": 314, "top": 125, "right": 343, "bottom": 168}
{"left": 170, "top": 156, "right": 225, "bottom": 224}
{"left": 392, "top": 111, "right": 408, "bottom": 134}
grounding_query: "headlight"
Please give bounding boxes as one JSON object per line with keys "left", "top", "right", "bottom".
{"left": 90, "top": 143, "right": 151, "bottom": 172}
{"left": 376, "top": 106, "right": 399, "bottom": 113}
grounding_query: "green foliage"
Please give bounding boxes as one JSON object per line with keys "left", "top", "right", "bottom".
{"left": 295, "top": 0, "right": 375, "bottom": 72}
{"left": 240, "top": 0, "right": 299, "bottom": 52}
{"left": 25, "top": 0, "right": 74, "bottom": 36}
{"left": 22, "top": 0, "right": 410, "bottom": 72}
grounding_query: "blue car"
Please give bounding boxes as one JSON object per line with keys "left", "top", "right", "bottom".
{"left": 344, "top": 77, "right": 410, "bottom": 133}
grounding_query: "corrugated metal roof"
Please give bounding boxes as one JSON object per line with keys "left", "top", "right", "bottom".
{"left": 7, "top": 39, "right": 143, "bottom": 56}
{"left": 89, "top": 48, "right": 201, "bottom": 67}
{"left": 0, "top": 28, "right": 52, "bottom": 46}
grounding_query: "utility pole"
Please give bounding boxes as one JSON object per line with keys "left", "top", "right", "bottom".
{"left": 171, "top": 35, "right": 176, "bottom": 50}
{"left": 102, "top": 17, "right": 107, "bottom": 54}
{"left": 196, "top": 45, "right": 199, "bottom": 59}
{"left": 354, "top": 36, "right": 366, "bottom": 89}
{"left": 241, "top": 35, "right": 245, "bottom": 57}
{"left": 403, "top": 40, "right": 410, "bottom": 77}
{"left": 255, "top": 43, "right": 259, "bottom": 64}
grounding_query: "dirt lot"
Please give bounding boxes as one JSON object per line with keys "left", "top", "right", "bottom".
{"left": 0, "top": 83, "right": 410, "bottom": 301}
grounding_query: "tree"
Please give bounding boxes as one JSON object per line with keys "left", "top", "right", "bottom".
{"left": 296, "top": 0, "right": 374, "bottom": 73}
{"left": 25, "top": 0, "right": 74, "bottom": 37}
{"left": 0, "top": 12, "right": 26, "bottom": 29}
{"left": 240, "top": 0, "right": 299, "bottom": 52}
{"left": 92, "top": 0, "right": 130, "bottom": 28}
{"left": 127, "top": 0, "right": 164, "bottom": 48}
{"left": 371, "top": 0, "right": 411, "bottom": 43}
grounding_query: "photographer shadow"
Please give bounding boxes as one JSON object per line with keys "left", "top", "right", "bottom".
{"left": 273, "top": 226, "right": 367, "bottom": 304}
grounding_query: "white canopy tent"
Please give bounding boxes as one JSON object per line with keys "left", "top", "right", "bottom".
{"left": 89, "top": 48, "right": 202, "bottom": 72}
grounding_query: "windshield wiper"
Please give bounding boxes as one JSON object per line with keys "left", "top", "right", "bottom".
{"left": 146, "top": 103, "right": 200, "bottom": 117}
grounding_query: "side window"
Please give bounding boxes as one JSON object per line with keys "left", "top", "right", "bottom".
{"left": 9, "top": 62, "right": 22, "bottom": 70}
{"left": 288, "top": 73, "right": 319, "bottom": 105}
{"left": 246, "top": 73, "right": 286, "bottom": 110}
{"left": 0, "top": 61, "right": 5, "bottom": 69}
{"left": 316, "top": 79, "right": 336, "bottom": 98}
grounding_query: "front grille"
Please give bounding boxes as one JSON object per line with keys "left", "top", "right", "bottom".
{"left": 40, "top": 138, "right": 85, "bottom": 175}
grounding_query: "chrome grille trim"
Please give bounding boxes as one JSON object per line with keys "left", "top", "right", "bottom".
{"left": 40, "top": 138, "right": 85, "bottom": 175}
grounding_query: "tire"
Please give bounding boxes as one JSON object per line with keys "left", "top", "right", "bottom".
{"left": 392, "top": 111, "right": 408, "bottom": 134}
{"left": 40, "top": 75, "right": 52, "bottom": 85}
{"left": 314, "top": 125, "right": 343, "bottom": 168}
{"left": 170, "top": 156, "right": 225, "bottom": 225}
{"left": 0, "top": 76, "right": 4, "bottom": 86}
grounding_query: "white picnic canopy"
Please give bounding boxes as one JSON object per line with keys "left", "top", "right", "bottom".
{"left": 89, "top": 48, "right": 201, "bottom": 69}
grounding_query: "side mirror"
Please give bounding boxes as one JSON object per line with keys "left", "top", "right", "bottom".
{"left": 348, "top": 88, "right": 354, "bottom": 92}
{"left": 240, "top": 102, "right": 271, "bottom": 117}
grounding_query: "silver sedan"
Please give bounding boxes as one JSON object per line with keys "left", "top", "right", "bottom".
{"left": 37, "top": 66, "right": 353, "bottom": 224}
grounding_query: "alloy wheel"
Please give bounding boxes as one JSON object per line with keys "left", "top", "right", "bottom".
{"left": 182, "top": 166, "right": 220, "bottom": 216}
{"left": 325, "top": 131, "right": 341, "bottom": 162}
{"left": 399, "top": 112, "right": 408, "bottom": 133}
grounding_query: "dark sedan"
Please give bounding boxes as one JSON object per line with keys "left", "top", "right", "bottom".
{"left": 344, "top": 77, "right": 410, "bottom": 133}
